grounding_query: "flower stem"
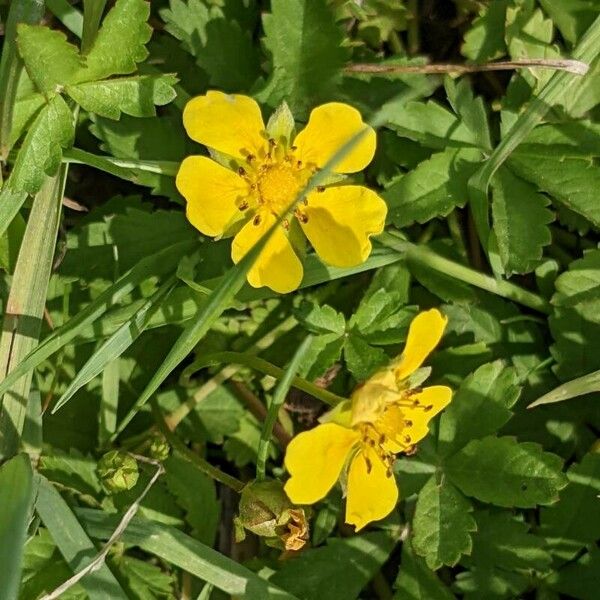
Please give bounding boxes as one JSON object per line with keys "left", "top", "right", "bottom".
{"left": 377, "top": 230, "right": 551, "bottom": 314}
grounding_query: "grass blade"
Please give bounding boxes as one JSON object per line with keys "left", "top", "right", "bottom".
{"left": 77, "top": 508, "right": 300, "bottom": 599}
{"left": 52, "top": 276, "right": 177, "bottom": 413}
{"left": 36, "top": 476, "right": 128, "bottom": 600}
{"left": 256, "top": 335, "right": 313, "bottom": 480}
{"left": 0, "top": 241, "right": 193, "bottom": 401}
{"left": 528, "top": 369, "right": 600, "bottom": 408}
{"left": 0, "top": 454, "right": 36, "bottom": 600}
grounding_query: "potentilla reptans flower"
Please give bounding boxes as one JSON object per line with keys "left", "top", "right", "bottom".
{"left": 176, "top": 91, "right": 387, "bottom": 293}
{"left": 284, "top": 309, "right": 452, "bottom": 531}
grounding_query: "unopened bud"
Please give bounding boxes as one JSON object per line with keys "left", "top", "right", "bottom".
{"left": 97, "top": 451, "right": 139, "bottom": 494}
{"left": 149, "top": 434, "right": 170, "bottom": 461}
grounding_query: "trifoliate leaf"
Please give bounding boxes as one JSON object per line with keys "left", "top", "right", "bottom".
{"left": 394, "top": 541, "right": 455, "bottom": 600}
{"left": 385, "top": 147, "right": 481, "bottom": 228}
{"left": 10, "top": 94, "right": 75, "bottom": 194}
{"left": 76, "top": 0, "right": 152, "bottom": 83}
{"left": 299, "top": 332, "right": 345, "bottom": 381}
{"left": 462, "top": 0, "right": 508, "bottom": 61}
{"left": 540, "top": 452, "right": 600, "bottom": 556}
{"left": 438, "top": 361, "right": 521, "bottom": 458}
{"left": 160, "top": 0, "right": 213, "bottom": 55}
{"left": 344, "top": 333, "right": 388, "bottom": 381}
{"left": 549, "top": 250, "right": 600, "bottom": 380}
{"left": 9, "top": 93, "right": 45, "bottom": 147}
{"left": 66, "top": 74, "right": 178, "bottom": 119}
{"left": 447, "top": 436, "right": 568, "bottom": 508}
{"left": 295, "top": 301, "right": 346, "bottom": 336}
{"left": 259, "top": 0, "right": 348, "bottom": 114}
{"left": 412, "top": 473, "right": 477, "bottom": 570}
{"left": 384, "top": 99, "right": 479, "bottom": 150}
{"left": 17, "top": 24, "right": 82, "bottom": 94}
{"left": 491, "top": 166, "right": 554, "bottom": 275}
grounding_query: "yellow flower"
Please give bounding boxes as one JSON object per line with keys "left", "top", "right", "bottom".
{"left": 283, "top": 309, "right": 452, "bottom": 531}
{"left": 176, "top": 91, "right": 387, "bottom": 293}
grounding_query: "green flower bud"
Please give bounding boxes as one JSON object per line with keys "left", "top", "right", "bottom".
{"left": 148, "top": 434, "right": 170, "bottom": 461}
{"left": 237, "top": 479, "right": 309, "bottom": 551}
{"left": 97, "top": 451, "right": 139, "bottom": 494}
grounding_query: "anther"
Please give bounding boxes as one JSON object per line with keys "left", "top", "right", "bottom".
{"left": 291, "top": 145, "right": 297, "bottom": 151}
{"left": 297, "top": 160, "right": 302, "bottom": 168}
{"left": 412, "top": 399, "right": 420, "bottom": 407}
{"left": 238, "top": 166, "right": 246, "bottom": 176}
{"left": 317, "top": 186, "right": 325, "bottom": 192}
{"left": 238, "top": 201, "right": 249, "bottom": 211}
{"left": 297, "top": 212, "right": 309, "bottom": 224}
{"left": 283, "top": 218, "right": 290, "bottom": 230}
{"left": 379, "top": 434, "right": 386, "bottom": 444}
{"left": 403, "top": 420, "right": 413, "bottom": 427}
{"left": 253, "top": 214, "right": 262, "bottom": 226}
{"left": 268, "top": 138, "right": 276, "bottom": 146}
{"left": 404, "top": 445, "right": 418, "bottom": 456}
{"left": 365, "top": 457, "right": 372, "bottom": 474}
{"left": 424, "top": 404, "right": 433, "bottom": 412}
{"left": 403, "top": 435, "right": 412, "bottom": 444}
{"left": 386, "top": 467, "right": 393, "bottom": 478}
{"left": 246, "top": 154, "right": 255, "bottom": 164}
{"left": 302, "top": 197, "right": 308, "bottom": 206}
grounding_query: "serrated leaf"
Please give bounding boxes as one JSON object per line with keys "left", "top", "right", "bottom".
{"left": 491, "top": 166, "right": 553, "bottom": 275}
{"left": 300, "top": 332, "right": 345, "bottom": 381}
{"left": 394, "top": 541, "right": 455, "bottom": 600}
{"left": 259, "top": 0, "right": 348, "bottom": 113}
{"left": 295, "top": 301, "right": 346, "bottom": 335}
{"left": 384, "top": 99, "right": 479, "bottom": 150}
{"left": 462, "top": 0, "right": 508, "bottom": 61}
{"left": 17, "top": 24, "right": 82, "bottom": 94}
{"left": 160, "top": 0, "right": 212, "bottom": 54}
{"left": 164, "top": 453, "right": 220, "bottom": 545}
{"left": 344, "top": 333, "right": 388, "bottom": 381}
{"left": 66, "top": 74, "right": 177, "bottom": 119}
{"left": 549, "top": 250, "right": 600, "bottom": 380}
{"left": 540, "top": 452, "right": 600, "bottom": 554}
{"left": 539, "top": 0, "right": 600, "bottom": 44}
{"left": 76, "top": 0, "right": 152, "bottom": 83}
{"left": 412, "top": 473, "right": 476, "bottom": 570}
{"left": 271, "top": 532, "right": 396, "bottom": 600}
{"left": 10, "top": 93, "right": 74, "bottom": 194}
{"left": 508, "top": 134, "right": 600, "bottom": 229}
{"left": 39, "top": 449, "right": 102, "bottom": 497}
{"left": 113, "top": 555, "right": 176, "bottom": 600}
{"left": 447, "top": 436, "right": 568, "bottom": 508}
{"left": 438, "top": 361, "right": 520, "bottom": 457}
{"left": 385, "top": 147, "right": 481, "bottom": 228}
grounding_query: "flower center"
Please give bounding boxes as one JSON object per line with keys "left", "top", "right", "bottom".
{"left": 257, "top": 164, "right": 302, "bottom": 213}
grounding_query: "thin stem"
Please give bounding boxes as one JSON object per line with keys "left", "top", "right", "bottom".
{"left": 152, "top": 402, "right": 245, "bottom": 493}
{"left": 256, "top": 336, "right": 312, "bottom": 481}
{"left": 377, "top": 231, "right": 551, "bottom": 314}
{"left": 181, "top": 351, "right": 347, "bottom": 408}
{"left": 346, "top": 58, "right": 589, "bottom": 75}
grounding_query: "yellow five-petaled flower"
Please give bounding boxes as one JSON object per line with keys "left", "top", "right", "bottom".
{"left": 284, "top": 309, "right": 452, "bottom": 531}
{"left": 176, "top": 91, "right": 387, "bottom": 293}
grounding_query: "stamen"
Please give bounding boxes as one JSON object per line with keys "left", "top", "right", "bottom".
{"left": 403, "top": 419, "right": 413, "bottom": 427}
{"left": 404, "top": 445, "right": 418, "bottom": 456}
{"left": 283, "top": 218, "right": 290, "bottom": 230}
{"left": 269, "top": 138, "right": 276, "bottom": 146}
{"left": 423, "top": 404, "right": 433, "bottom": 412}
{"left": 253, "top": 214, "right": 262, "bottom": 226}
{"left": 386, "top": 467, "right": 393, "bottom": 478}
{"left": 246, "top": 154, "right": 255, "bottom": 164}
{"left": 303, "top": 197, "right": 308, "bottom": 206}
{"left": 403, "top": 435, "right": 412, "bottom": 444}
{"left": 317, "top": 186, "right": 325, "bottom": 192}
{"left": 297, "top": 160, "right": 302, "bottom": 168}
{"left": 238, "top": 201, "right": 248, "bottom": 211}
{"left": 291, "top": 145, "right": 297, "bottom": 151}
{"left": 379, "top": 434, "right": 386, "bottom": 444}
{"left": 364, "top": 457, "right": 372, "bottom": 474}
{"left": 238, "top": 166, "right": 246, "bottom": 176}
{"left": 296, "top": 212, "right": 308, "bottom": 224}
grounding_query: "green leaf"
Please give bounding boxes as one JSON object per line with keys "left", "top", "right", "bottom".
{"left": 385, "top": 148, "right": 481, "bottom": 228}
{"left": 164, "top": 453, "right": 220, "bottom": 545}
{"left": 438, "top": 361, "right": 520, "bottom": 458}
{"left": 540, "top": 452, "right": 600, "bottom": 555}
{"left": 36, "top": 476, "right": 129, "bottom": 600}
{"left": 384, "top": 99, "right": 479, "bottom": 150}
{"left": 491, "top": 166, "right": 553, "bottom": 275}
{"left": 66, "top": 74, "right": 177, "bottom": 119}
{"left": 17, "top": 24, "right": 81, "bottom": 94}
{"left": 412, "top": 473, "right": 476, "bottom": 570}
{"left": 528, "top": 368, "right": 600, "bottom": 408}
{"left": 549, "top": 250, "right": 600, "bottom": 380}
{"left": 270, "top": 532, "right": 396, "bottom": 600}
{"left": 295, "top": 301, "right": 346, "bottom": 335}
{"left": 112, "top": 555, "right": 175, "bottom": 600}
{"left": 300, "top": 332, "right": 345, "bottom": 381}
{"left": 39, "top": 449, "right": 102, "bottom": 497}
{"left": 10, "top": 94, "right": 74, "bottom": 194}
{"left": 259, "top": 0, "right": 348, "bottom": 114}
{"left": 462, "top": 0, "right": 508, "bottom": 61}
{"left": 78, "top": 508, "right": 299, "bottom": 598}
{"left": 549, "top": 547, "right": 600, "bottom": 600}
{"left": 160, "top": 0, "right": 212, "bottom": 55}
{"left": 76, "top": 0, "right": 151, "bottom": 83}
{"left": 394, "top": 541, "right": 455, "bottom": 600}
{"left": 538, "top": 0, "right": 600, "bottom": 44}
{"left": 446, "top": 436, "right": 568, "bottom": 508}
{"left": 344, "top": 333, "right": 388, "bottom": 381}
{"left": 0, "top": 454, "right": 36, "bottom": 600}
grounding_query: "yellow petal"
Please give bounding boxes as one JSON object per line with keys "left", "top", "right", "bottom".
{"left": 183, "top": 91, "right": 267, "bottom": 159}
{"left": 301, "top": 185, "right": 387, "bottom": 268}
{"left": 345, "top": 449, "right": 399, "bottom": 531}
{"left": 176, "top": 156, "right": 249, "bottom": 237}
{"left": 293, "top": 103, "right": 376, "bottom": 173}
{"left": 400, "top": 385, "right": 453, "bottom": 446}
{"left": 284, "top": 423, "right": 359, "bottom": 505}
{"left": 395, "top": 309, "right": 447, "bottom": 381}
{"left": 231, "top": 210, "right": 303, "bottom": 293}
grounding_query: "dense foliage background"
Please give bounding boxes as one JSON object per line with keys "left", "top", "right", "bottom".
{"left": 1, "top": 0, "right": 600, "bottom": 598}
